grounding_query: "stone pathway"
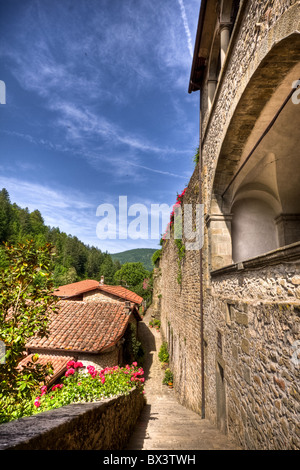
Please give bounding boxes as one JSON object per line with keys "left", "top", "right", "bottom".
{"left": 125, "top": 307, "right": 241, "bottom": 450}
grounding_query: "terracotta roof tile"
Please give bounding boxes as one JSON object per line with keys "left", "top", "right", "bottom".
{"left": 53, "top": 280, "right": 99, "bottom": 298}
{"left": 53, "top": 280, "right": 143, "bottom": 304}
{"left": 18, "top": 353, "right": 73, "bottom": 382}
{"left": 26, "top": 300, "right": 132, "bottom": 353}
{"left": 98, "top": 284, "right": 143, "bottom": 304}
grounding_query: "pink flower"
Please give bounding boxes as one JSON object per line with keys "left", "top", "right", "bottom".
{"left": 67, "top": 360, "right": 75, "bottom": 369}
{"left": 132, "top": 362, "right": 137, "bottom": 367}
{"left": 34, "top": 399, "right": 40, "bottom": 408}
{"left": 65, "top": 368, "right": 75, "bottom": 377}
{"left": 51, "top": 384, "right": 63, "bottom": 391}
{"left": 40, "top": 385, "right": 47, "bottom": 396}
{"left": 74, "top": 361, "right": 83, "bottom": 369}
{"left": 100, "top": 376, "right": 105, "bottom": 384}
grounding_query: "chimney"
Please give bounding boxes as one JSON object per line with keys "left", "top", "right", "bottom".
{"left": 100, "top": 275, "right": 104, "bottom": 285}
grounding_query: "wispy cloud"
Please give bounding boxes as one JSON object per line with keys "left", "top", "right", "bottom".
{"left": 177, "top": 0, "right": 194, "bottom": 58}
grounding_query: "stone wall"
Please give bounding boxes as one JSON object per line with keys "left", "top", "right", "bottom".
{"left": 206, "top": 249, "right": 300, "bottom": 450}
{"left": 0, "top": 388, "right": 145, "bottom": 450}
{"left": 83, "top": 290, "right": 124, "bottom": 303}
{"left": 155, "top": 1, "right": 300, "bottom": 450}
{"left": 159, "top": 166, "right": 203, "bottom": 413}
{"left": 157, "top": 181, "right": 300, "bottom": 449}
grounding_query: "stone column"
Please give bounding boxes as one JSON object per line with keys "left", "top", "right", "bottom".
{"left": 208, "top": 79, "right": 217, "bottom": 111}
{"left": 207, "top": 213, "right": 233, "bottom": 271}
{"left": 275, "top": 214, "right": 300, "bottom": 246}
{"left": 220, "top": 24, "right": 230, "bottom": 68}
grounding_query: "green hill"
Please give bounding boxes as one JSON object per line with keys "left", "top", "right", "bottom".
{"left": 110, "top": 248, "right": 157, "bottom": 271}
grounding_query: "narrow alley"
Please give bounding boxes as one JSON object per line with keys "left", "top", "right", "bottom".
{"left": 125, "top": 308, "right": 241, "bottom": 451}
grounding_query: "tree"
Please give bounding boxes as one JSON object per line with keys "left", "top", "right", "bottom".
{"left": 113, "top": 262, "right": 150, "bottom": 297}
{"left": 0, "top": 188, "right": 12, "bottom": 242}
{"left": 0, "top": 240, "right": 58, "bottom": 422}
{"left": 99, "top": 254, "right": 116, "bottom": 285}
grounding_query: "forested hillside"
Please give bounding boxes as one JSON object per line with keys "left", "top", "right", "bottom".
{"left": 0, "top": 188, "right": 122, "bottom": 287}
{"left": 111, "top": 248, "right": 157, "bottom": 271}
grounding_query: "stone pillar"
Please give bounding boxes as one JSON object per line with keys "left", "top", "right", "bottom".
{"left": 208, "top": 79, "right": 217, "bottom": 111}
{"left": 207, "top": 213, "right": 233, "bottom": 271}
{"left": 275, "top": 214, "right": 300, "bottom": 246}
{"left": 220, "top": 24, "right": 230, "bottom": 67}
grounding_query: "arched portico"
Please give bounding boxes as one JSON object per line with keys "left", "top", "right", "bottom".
{"left": 208, "top": 27, "right": 300, "bottom": 270}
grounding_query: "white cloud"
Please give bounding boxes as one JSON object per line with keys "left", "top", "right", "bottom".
{"left": 177, "top": 0, "right": 194, "bottom": 58}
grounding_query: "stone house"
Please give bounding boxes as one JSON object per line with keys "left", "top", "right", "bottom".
{"left": 155, "top": 0, "right": 300, "bottom": 450}
{"left": 53, "top": 278, "right": 144, "bottom": 309}
{"left": 19, "top": 300, "right": 142, "bottom": 385}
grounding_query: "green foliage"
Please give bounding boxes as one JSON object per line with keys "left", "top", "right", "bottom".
{"left": 152, "top": 249, "right": 162, "bottom": 266}
{"left": 0, "top": 188, "right": 120, "bottom": 287}
{"left": 114, "top": 262, "right": 151, "bottom": 298}
{"left": 193, "top": 146, "right": 199, "bottom": 166}
{"left": 111, "top": 248, "right": 157, "bottom": 271}
{"left": 0, "top": 362, "right": 145, "bottom": 423}
{"left": 158, "top": 342, "right": 169, "bottom": 364}
{"left": 123, "top": 324, "right": 145, "bottom": 366}
{"left": 0, "top": 240, "right": 58, "bottom": 423}
{"left": 163, "top": 368, "right": 173, "bottom": 385}
{"left": 149, "top": 318, "right": 160, "bottom": 330}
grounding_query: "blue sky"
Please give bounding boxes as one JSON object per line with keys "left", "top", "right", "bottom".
{"left": 0, "top": 0, "right": 200, "bottom": 253}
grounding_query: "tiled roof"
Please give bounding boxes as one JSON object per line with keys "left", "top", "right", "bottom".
{"left": 18, "top": 353, "right": 72, "bottom": 383}
{"left": 98, "top": 285, "right": 143, "bottom": 304}
{"left": 53, "top": 280, "right": 99, "bottom": 298}
{"left": 26, "top": 300, "right": 135, "bottom": 353}
{"left": 53, "top": 280, "right": 143, "bottom": 304}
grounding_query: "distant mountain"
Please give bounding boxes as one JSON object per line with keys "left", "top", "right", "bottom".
{"left": 110, "top": 248, "right": 157, "bottom": 271}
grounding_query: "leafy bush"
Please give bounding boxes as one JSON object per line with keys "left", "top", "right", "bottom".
{"left": 158, "top": 342, "right": 169, "bottom": 364}
{"left": 163, "top": 368, "right": 173, "bottom": 385}
{"left": 123, "top": 324, "right": 145, "bottom": 366}
{"left": 0, "top": 240, "right": 58, "bottom": 423}
{"left": 149, "top": 319, "right": 160, "bottom": 330}
{"left": 152, "top": 249, "right": 162, "bottom": 266}
{"left": 33, "top": 362, "right": 145, "bottom": 414}
{"left": 0, "top": 361, "right": 145, "bottom": 423}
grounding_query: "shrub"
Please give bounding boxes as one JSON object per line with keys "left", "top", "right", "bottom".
{"left": 0, "top": 362, "right": 145, "bottom": 423}
{"left": 158, "top": 342, "right": 169, "bottom": 363}
{"left": 149, "top": 319, "right": 160, "bottom": 330}
{"left": 152, "top": 249, "right": 162, "bottom": 266}
{"left": 163, "top": 368, "right": 173, "bottom": 385}
{"left": 33, "top": 362, "right": 145, "bottom": 414}
{"left": 0, "top": 240, "right": 58, "bottom": 423}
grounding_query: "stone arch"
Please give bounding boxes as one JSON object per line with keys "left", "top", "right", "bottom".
{"left": 208, "top": 9, "right": 300, "bottom": 270}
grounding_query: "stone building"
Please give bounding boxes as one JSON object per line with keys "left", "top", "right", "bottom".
{"left": 19, "top": 300, "right": 142, "bottom": 383}
{"left": 53, "top": 278, "right": 144, "bottom": 309}
{"left": 155, "top": 0, "right": 300, "bottom": 450}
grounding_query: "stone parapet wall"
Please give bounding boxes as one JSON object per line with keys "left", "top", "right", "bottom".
{"left": 204, "top": 285, "right": 300, "bottom": 449}
{"left": 0, "top": 388, "right": 145, "bottom": 450}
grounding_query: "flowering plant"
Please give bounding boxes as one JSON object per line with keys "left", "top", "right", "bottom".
{"left": 33, "top": 361, "right": 144, "bottom": 413}
{"left": 162, "top": 188, "right": 187, "bottom": 240}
